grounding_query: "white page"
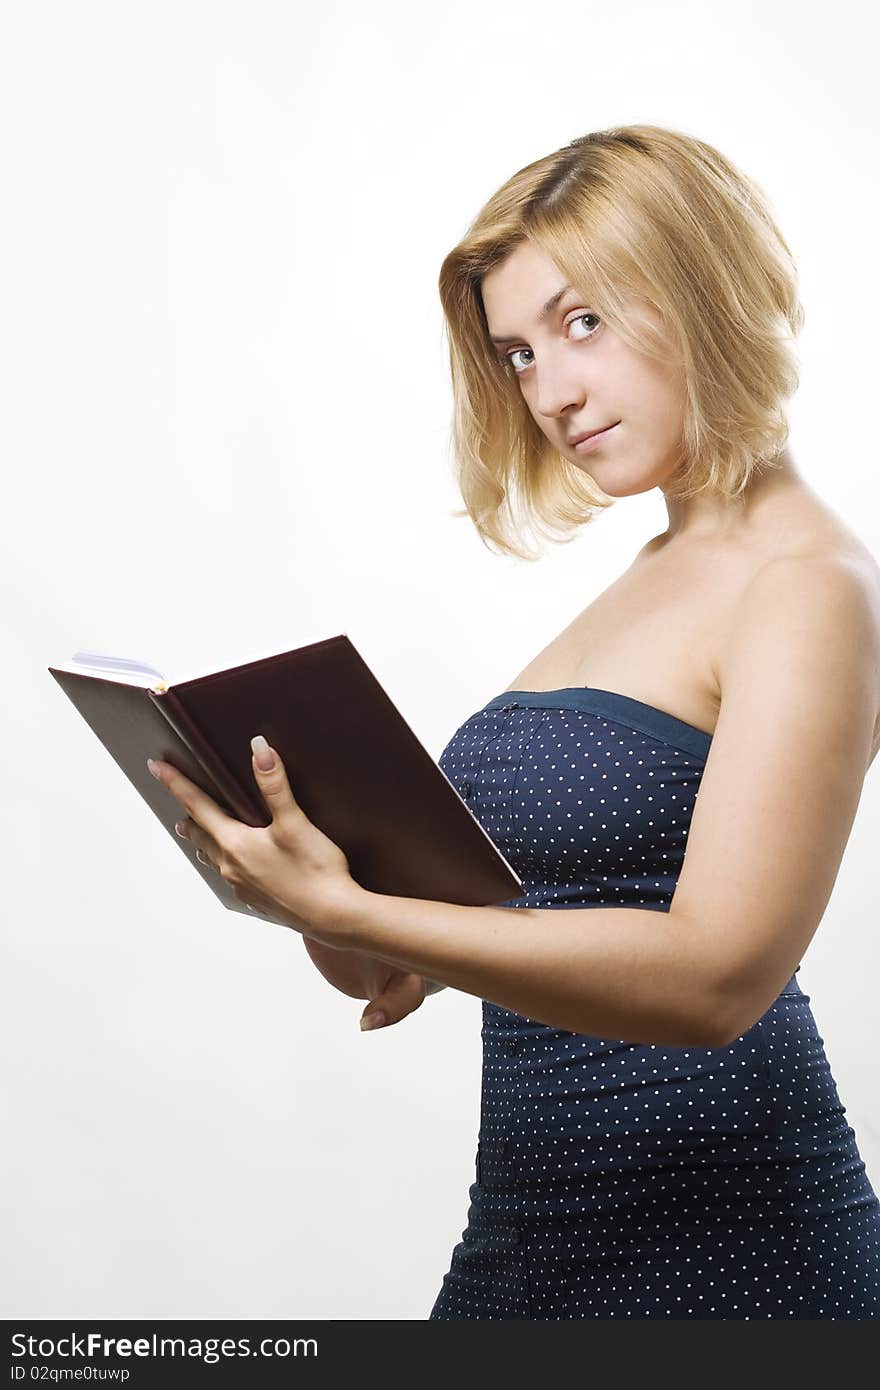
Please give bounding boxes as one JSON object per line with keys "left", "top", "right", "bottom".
{"left": 49, "top": 629, "right": 352, "bottom": 692}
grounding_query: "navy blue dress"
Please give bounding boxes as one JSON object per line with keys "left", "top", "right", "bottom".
{"left": 428, "top": 688, "right": 880, "bottom": 1319}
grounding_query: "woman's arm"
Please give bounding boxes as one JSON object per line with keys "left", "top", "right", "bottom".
{"left": 313, "top": 557, "right": 879, "bottom": 1049}
{"left": 326, "top": 893, "right": 714, "bottom": 1044}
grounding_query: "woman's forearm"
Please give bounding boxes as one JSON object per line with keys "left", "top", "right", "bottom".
{"left": 328, "top": 891, "right": 731, "bottom": 1047}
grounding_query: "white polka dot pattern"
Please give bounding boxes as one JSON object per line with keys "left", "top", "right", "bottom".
{"left": 429, "top": 690, "right": 880, "bottom": 1319}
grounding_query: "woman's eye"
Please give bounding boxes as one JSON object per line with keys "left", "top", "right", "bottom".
{"left": 569, "top": 312, "right": 602, "bottom": 342}
{"left": 502, "top": 313, "right": 602, "bottom": 376}
{"left": 505, "top": 348, "right": 532, "bottom": 373}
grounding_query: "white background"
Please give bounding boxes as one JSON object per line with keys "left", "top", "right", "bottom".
{"left": 3, "top": 0, "right": 878, "bottom": 1319}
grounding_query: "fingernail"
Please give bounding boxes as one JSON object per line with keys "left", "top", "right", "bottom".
{"left": 360, "top": 1011, "right": 386, "bottom": 1031}
{"left": 251, "top": 734, "right": 275, "bottom": 771}
{"left": 147, "top": 758, "right": 162, "bottom": 779}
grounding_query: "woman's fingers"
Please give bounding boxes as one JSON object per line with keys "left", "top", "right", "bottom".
{"left": 360, "top": 971, "right": 427, "bottom": 1031}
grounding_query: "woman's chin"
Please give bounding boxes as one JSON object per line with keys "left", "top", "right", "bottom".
{"left": 575, "top": 463, "right": 657, "bottom": 500}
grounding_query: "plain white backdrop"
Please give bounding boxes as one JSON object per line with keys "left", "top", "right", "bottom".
{"left": 3, "top": 0, "right": 879, "bottom": 1319}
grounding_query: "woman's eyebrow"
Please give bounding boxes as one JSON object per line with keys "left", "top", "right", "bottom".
{"left": 488, "top": 286, "right": 574, "bottom": 345}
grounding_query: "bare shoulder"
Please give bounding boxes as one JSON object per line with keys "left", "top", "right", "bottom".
{"left": 733, "top": 544, "right": 880, "bottom": 669}
{"left": 743, "top": 537, "right": 878, "bottom": 609}
{"left": 721, "top": 544, "right": 880, "bottom": 766}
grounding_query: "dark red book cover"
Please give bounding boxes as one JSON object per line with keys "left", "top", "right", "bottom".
{"left": 48, "top": 634, "right": 525, "bottom": 926}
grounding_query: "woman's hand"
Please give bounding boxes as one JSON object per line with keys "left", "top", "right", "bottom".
{"left": 146, "top": 734, "right": 365, "bottom": 941}
{"left": 301, "top": 935, "right": 428, "bottom": 1030}
{"left": 359, "top": 968, "right": 428, "bottom": 1030}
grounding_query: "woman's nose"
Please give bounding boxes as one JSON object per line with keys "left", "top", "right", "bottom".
{"left": 534, "top": 371, "right": 587, "bottom": 419}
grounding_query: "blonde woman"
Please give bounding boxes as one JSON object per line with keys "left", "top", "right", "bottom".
{"left": 304, "top": 125, "right": 880, "bottom": 1318}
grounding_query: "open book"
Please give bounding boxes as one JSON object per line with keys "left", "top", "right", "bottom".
{"left": 48, "top": 634, "right": 524, "bottom": 928}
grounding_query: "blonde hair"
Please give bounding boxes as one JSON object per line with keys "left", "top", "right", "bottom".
{"left": 438, "top": 124, "right": 804, "bottom": 561}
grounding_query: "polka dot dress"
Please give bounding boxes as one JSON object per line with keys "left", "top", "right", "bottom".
{"left": 428, "top": 688, "right": 880, "bottom": 1319}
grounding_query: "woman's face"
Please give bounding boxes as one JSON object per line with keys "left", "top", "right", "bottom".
{"left": 480, "top": 240, "right": 688, "bottom": 497}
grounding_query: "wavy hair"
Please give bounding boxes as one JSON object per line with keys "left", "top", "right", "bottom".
{"left": 438, "top": 124, "right": 804, "bottom": 561}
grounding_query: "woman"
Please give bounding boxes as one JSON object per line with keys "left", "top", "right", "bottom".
{"left": 161, "top": 124, "right": 880, "bottom": 1317}
{"left": 315, "top": 125, "right": 880, "bottom": 1318}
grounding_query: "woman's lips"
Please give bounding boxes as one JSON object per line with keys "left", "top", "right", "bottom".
{"left": 573, "top": 423, "right": 619, "bottom": 454}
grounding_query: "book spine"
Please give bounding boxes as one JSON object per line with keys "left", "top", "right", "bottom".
{"left": 148, "top": 686, "right": 266, "bottom": 826}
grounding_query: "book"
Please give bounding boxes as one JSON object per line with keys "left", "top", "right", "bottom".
{"left": 48, "top": 634, "right": 525, "bottom": 927}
